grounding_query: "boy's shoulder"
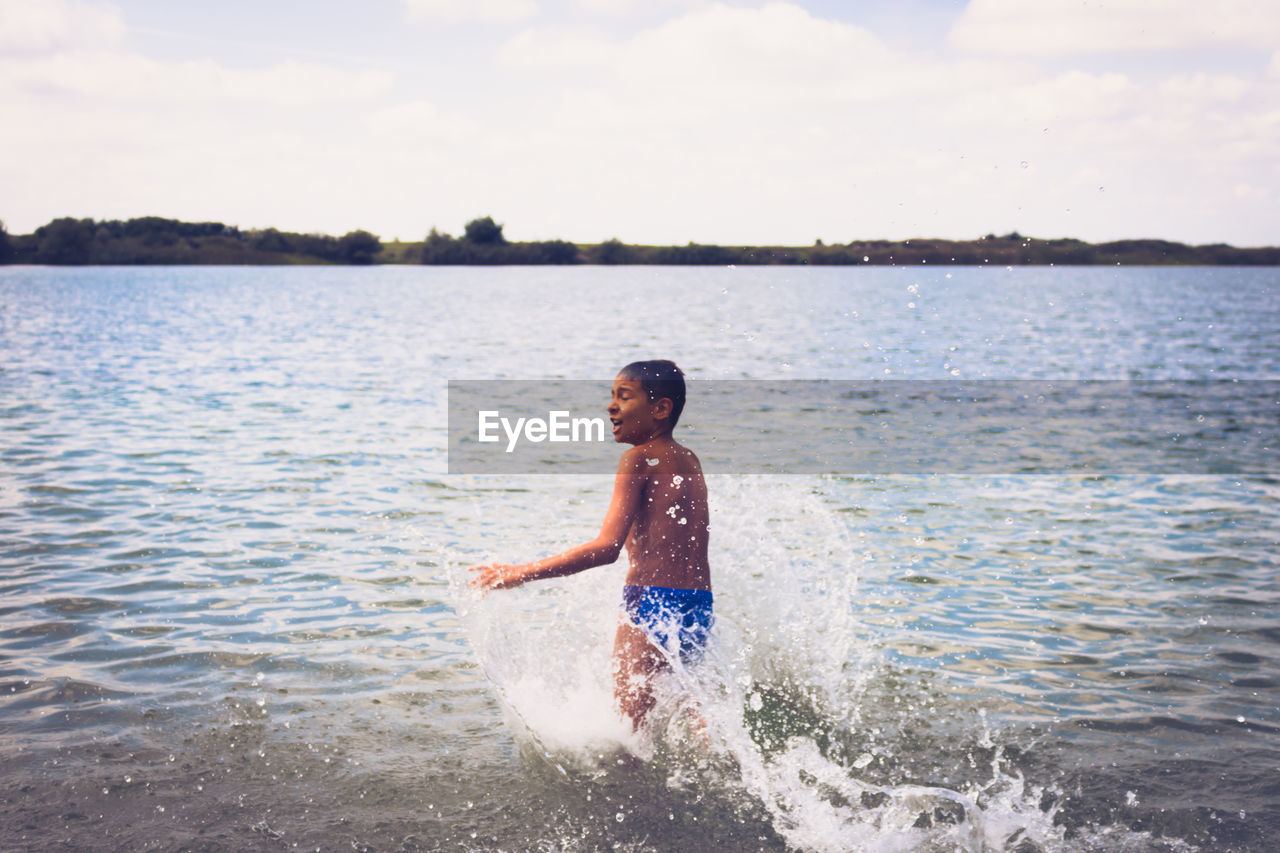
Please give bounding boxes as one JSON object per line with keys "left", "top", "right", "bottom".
{"left": 618, "top": 438, "right": 701, "bottom": 472}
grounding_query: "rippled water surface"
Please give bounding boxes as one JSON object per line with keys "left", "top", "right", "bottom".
{"left": 1, "top": 265, "right": 1278, "bottom": 852}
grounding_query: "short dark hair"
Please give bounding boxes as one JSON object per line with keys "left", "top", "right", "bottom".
{"left": 618, "top": 360, "right": 686, "bottom": 428}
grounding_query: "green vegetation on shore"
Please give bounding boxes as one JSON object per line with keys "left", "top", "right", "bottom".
{"left": 2, "top": 215, "right": 1277, "bottom": 267}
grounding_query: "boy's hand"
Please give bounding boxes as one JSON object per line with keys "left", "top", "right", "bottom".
{"left": 468, "top": 563, "right": 523, "bottom": 594}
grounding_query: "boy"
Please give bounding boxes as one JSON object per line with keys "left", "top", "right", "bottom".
{"left": 469, "top": 360, "right": 712, "bottom": 730}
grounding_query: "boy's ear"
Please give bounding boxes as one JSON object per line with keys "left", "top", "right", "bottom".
{"left": 651, "top": 397, "right": 674, "bottom": 421}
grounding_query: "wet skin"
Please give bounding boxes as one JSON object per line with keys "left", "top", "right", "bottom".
{"left": 469, "top": 375, "right": 711, "bottom": 728}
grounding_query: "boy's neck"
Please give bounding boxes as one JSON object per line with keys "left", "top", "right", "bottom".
{"left": 633, "top": 429, "right": 676, "bottom": 448}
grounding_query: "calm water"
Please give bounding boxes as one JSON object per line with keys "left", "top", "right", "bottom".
{"left": 1, "top": 265, "right": 1278, "bottom": 852}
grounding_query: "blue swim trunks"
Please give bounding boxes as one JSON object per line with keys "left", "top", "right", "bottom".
{"left": 622, "top": 585, "right": 714, "bottom": 664}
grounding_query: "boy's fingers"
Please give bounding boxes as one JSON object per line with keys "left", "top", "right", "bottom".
{"left": 466, "top": 564, "right": 505, "bottom": 591}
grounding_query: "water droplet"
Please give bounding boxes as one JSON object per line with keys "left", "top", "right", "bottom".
{"left": 646, "top": 458, "right": 658, "bottom": 467}
{"left": 1099, "top": 186, "right": 1105, "bottom": 192}
{"left": 862, "top": 255, "right": 870, "bottom": 262}
{"left": 1020, "top": 160, "right": 1029, "bottom": 169}
{"left": 672, "top": 474, "right": 683, "bottom": 486}
{"left": 616, "top": 812, "right": 625, "bottom": 823}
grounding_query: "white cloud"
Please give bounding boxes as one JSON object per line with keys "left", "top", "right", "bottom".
{"left": 0, "top": 0, "right": 124, "bottom": 55}
{"left": 0, "top": 6, "right": 412, "bottom": 234}
{"left": 574, "top": 0, "right": 640, "bottom": 12}
{"left": 501, "top": 2, "right": 901, "bottom": 103}
{"left": 498, "top": 26, "right": 616, "bottom": 69}
{"left": 1, "top": 51, "right": 393, "bottom": 103}
{"left": 2, "top": 0, "right": 1278, "bottom": 246}
{"left": 481, "top": 1, "right": 1280, "bottom": 245}
{"left": 572, "top": 0, "right": 708, "bottom": 13}
{"left": 1158, "top": 72, "right": 1250, "bottom": 103}
{"left": 949, "top": 0, "right": 1280, "bottom": 55}
{"left": 368, "top": 100, "right": 477, "bottom": 141}
{"left": 403, "top": 0, "right": 538, "bottom": 23}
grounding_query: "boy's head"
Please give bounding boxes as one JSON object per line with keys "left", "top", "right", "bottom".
{"left": 616, "top": 359, "right": 686, "bottom": 430}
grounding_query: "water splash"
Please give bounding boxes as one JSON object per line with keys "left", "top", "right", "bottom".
{"left": 453, "top": 477, "right": 1157, "bottom": 851}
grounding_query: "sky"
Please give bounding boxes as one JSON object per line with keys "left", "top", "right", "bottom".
{"left": 1, "top": 0, "right": 1277, "bottom": 246}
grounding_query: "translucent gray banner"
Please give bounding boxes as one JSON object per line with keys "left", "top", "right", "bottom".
{"left": 447, "top": 380, "right": 1278, "bottom": 475}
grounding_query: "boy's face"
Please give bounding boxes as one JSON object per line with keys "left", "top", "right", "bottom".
{"left": 608, "top": 375, "right": 670, "bottom": 444}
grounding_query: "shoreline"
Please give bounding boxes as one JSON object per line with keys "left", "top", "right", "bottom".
{"left": 3, "top": 216, "right": 1278, "bottom": 267}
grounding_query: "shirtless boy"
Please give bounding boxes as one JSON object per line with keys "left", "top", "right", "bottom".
{"left": 469, "top": 360, "right": 712, "bottom": 730}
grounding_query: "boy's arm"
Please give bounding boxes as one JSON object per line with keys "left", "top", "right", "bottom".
{"left": 469, "top": 449, "right": 648, "bottom": 593}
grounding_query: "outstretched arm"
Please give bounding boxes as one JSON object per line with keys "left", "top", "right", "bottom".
{"left": 469, "top": 450, "right": 647, "bottom": 593}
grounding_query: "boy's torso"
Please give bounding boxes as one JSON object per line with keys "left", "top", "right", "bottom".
{"left": 623, "top": 439, "right": 711, "bottom": 592}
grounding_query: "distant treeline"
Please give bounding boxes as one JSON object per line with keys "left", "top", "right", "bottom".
{"left": 2, "top": 215, "right": 1278, "bottom": 267}
{"left": 0, "top": 216, "right": 381, "bottom": 266}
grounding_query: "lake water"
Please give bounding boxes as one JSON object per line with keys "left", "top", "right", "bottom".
{"left": 1, "top": 264, "right": 1278, "bottom": 852}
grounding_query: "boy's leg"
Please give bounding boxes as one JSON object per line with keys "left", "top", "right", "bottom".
{"left": 612, "top": 619, "right": 666, "bottom": 730}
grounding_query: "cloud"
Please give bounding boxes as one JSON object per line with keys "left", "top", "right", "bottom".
{"left": 403, "top": 0, "right": 538, "bottom": 23}
{"left": 482, "top": 1, "right": 1280, "bottom": 245}
{"left": 1, "top": 51, "right": 394, "bottom": 104}
{"left": 0, "top": 3, "right": 413, "bottom": 234}
{"left": 497, "top": 26, "right": 616, "bottom": 69}
{"left": 0, "top": 0, "right": 125, "bottom": 55}
{"left": 571, "top": 0, "right": 708, "bottom": 13}
{"left": 573, "top": 0, "right": 641, "bottom": 12}
{"left": 949, "top": 0, "right": 1280, "bottom": 55}
{"left": 368, "top": 100, "right": 477, "bottom": 141}
{"left": 2, "top": 0, "right": 1278, "bottom": 246}
{"left": 500, "top": 2, "right": 900, "bottom": 102}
